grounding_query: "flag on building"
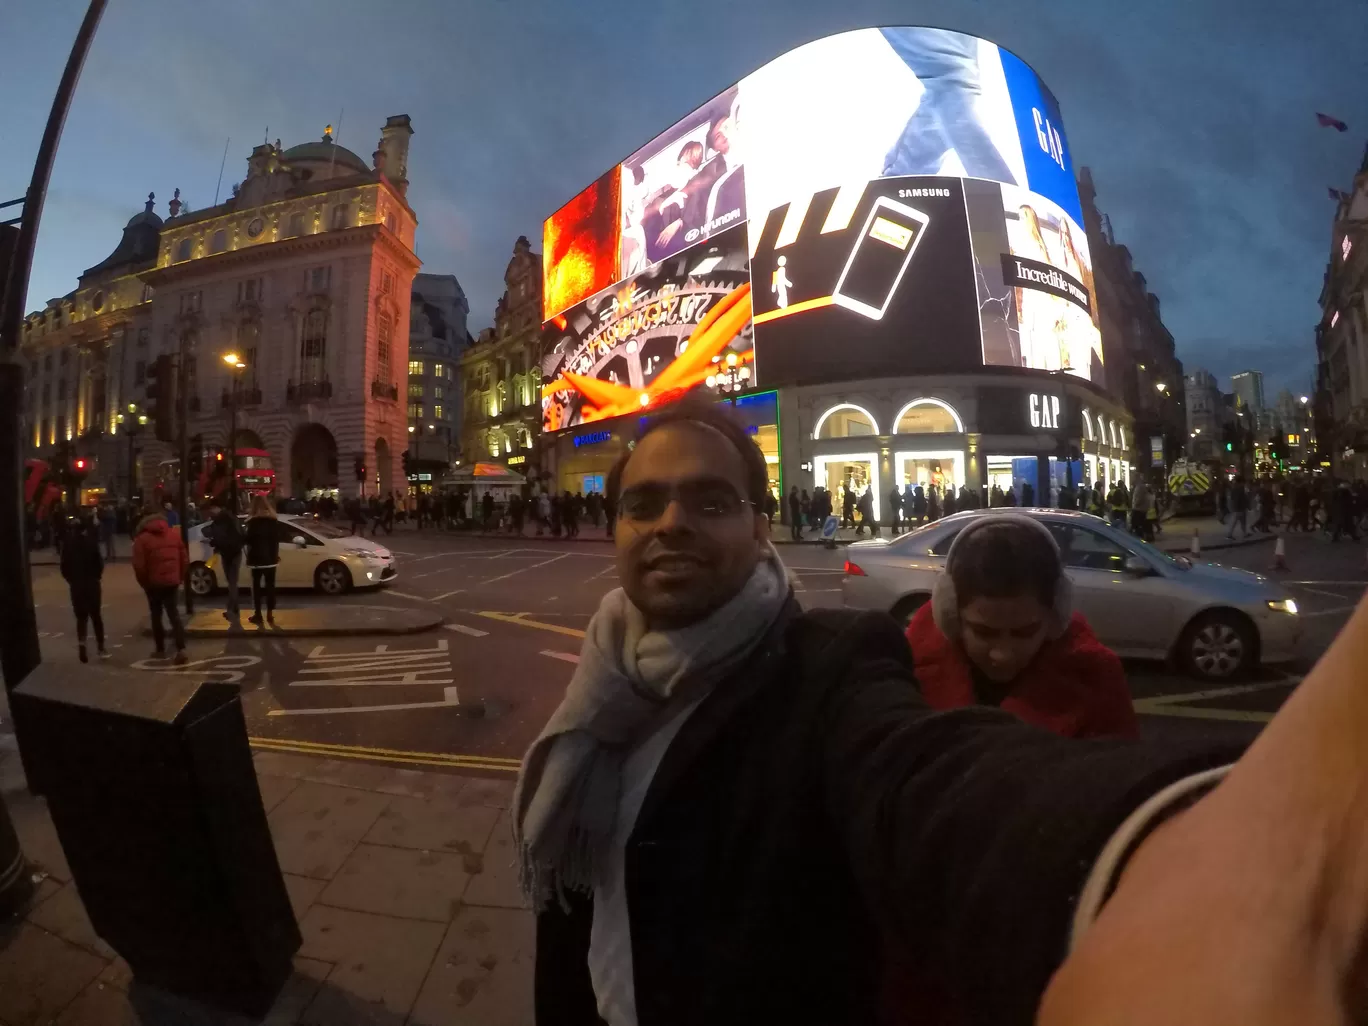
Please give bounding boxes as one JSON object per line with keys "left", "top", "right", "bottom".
{"left": 1316, "top": 112, "right": 1349, "bottom": 132}
{"left": 1329, "top": 187, "right": 1348, "bottom": 201}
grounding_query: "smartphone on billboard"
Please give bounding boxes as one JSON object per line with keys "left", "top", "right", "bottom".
{"left": 831, "top": 197, "right": 930, "bottom": 321}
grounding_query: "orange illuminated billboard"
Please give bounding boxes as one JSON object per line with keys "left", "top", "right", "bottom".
{"left": 542, "top": 167, "right": 622, "bottom": 323}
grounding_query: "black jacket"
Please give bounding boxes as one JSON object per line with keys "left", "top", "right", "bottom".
{"left": 244, "top": 516, "right": 280, "bottom": 569}
{"left": 535, "top": 608, "right": 1231, "bottom": 1026}
{"left": 208, "top": 509, "right": 244, "bottom": 557}
{"left": 59, "top": 525, "right": 103, "bottom": 584}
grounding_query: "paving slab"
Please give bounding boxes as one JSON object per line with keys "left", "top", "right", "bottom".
{"left": 267, "top": 782, "right": 391, "bottom": 880}
{"left": 318, "top": 844, "right": 471, "bottom": 923}
{"left": 297, "top": 905, "right": 446, "bottom": 1025}
{"left": 283, "top": 873, "right": 327, "bottom": 923}
{"left": 461, "top": 812, "right": 527, "bottom": 911}
{"left": 0, "top": 921, "right": 107, "bottom": 1026}
{"left": 143, "top": 603, "right": 444, "bottom": 639}
{"left": 408, "top": 906, "right": 535, "bottom": 1026}
{"left": 26, "top": 881, "right": 117, "bottom": 959}
{"left": 363, "top": 795, "right": 501, "bottom": 865}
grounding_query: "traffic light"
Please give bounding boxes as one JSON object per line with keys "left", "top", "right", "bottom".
{"left": 1225, "top": 442, "right": 1233, "bottom": 452}
{"left": 145, "top": 354, "right": 177, "bottom": 443}
{"left": 354, "top": 455, "right": 365, "bottom": 481}
{"left": 188, "top": 435, "right": 204, "bottom": 479}
{"left": 401, "top": 449, "right": 412, "bottom": 478}
{"left": 71, "top": 457, "right": 88, "bottom": 478}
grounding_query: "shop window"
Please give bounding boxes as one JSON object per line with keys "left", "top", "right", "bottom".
{"left": 814, "top": 404, "right": 879, "bottom": 439}
{"left": 893, "top": 398, "right": 963, "bottom": 434}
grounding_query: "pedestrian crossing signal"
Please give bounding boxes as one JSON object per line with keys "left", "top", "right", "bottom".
{"left": 1225, "top": 442, "right": 1233, "bottom": 452}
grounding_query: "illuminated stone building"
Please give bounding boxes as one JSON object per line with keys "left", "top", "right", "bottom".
{"left": 21, "top": 115, "right": 421, "bottom": 501}
{"left": 459, "top": 236, "right": 542, "bottom": 472}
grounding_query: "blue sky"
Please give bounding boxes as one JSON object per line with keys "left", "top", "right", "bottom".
{"left": 3, "top": 0, "right": 1364, "bottom": 398}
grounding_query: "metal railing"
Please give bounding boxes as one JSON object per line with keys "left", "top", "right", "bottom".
{"left": 286, "top": 380, "right": 332, "bottom": 403}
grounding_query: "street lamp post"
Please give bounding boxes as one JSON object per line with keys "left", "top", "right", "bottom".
{"left": 223, "top": 353, "right": 245, "bottom": 512}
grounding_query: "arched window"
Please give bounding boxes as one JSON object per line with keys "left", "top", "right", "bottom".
{"left": 376, "top": 313, "right": 393, "bottom": 380}
{"left": 1082, "top": 410, "right": 1095, "bottom": 441}
{"left": 301, "top": 309, "right": 327, "bottom": 384}
{"left": 813, "top": 403, "right": 878, "bottom": 439}
{"left": 892, "top": 398, "right": 964, "bottom": 434}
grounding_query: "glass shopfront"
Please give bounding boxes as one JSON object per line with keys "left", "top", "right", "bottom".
{"left": 894, "top": 450, "right": 964, "bottom": 498}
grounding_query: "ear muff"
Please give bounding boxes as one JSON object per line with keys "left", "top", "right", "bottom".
{"left": 931, "top": 514, "right": 1072, "bottom": 641}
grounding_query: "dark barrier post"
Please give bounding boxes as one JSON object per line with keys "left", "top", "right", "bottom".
{"left": 0, "top": 788, "right": 32, "bottom": 915}
{"left": 12, "top": 663, "right": 300, "bottom": 1016}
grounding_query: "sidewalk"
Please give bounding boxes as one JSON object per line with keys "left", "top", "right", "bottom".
{"left": 0, "top": 728, "right": 532, "bottom": 1026}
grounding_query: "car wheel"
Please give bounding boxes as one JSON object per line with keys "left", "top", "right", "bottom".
{"left": 188, "top": 562, "right": 217, "bottom": 597}
{"left": 1180, "top": 611, "right": 1255, "bottom": 680}
{"left": 314, "top": 560, "right": 351, "bottom": 595}
{"left": 891, "top": 593, "right": 930, "bottom": 626}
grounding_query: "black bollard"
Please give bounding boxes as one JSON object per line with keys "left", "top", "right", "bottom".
{"left": 0, "top": 794, "right": 32, "bottom": 915}
{"left": 12, "top": 662, "right": 299, "bottom": 1016}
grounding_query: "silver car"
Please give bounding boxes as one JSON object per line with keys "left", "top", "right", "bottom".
{"left": 841, "top": 508, "right": 1301, "bottom": 680}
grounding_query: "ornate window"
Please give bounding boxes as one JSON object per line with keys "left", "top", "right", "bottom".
{"left": 377, "top": 313, "right": 393, "bottom": 380}
{"left": 210, "top": 230, "right": 227, "bottom": 254}
{"left": 238, "top": 322, "right": 260, "bottom": 387}
{"left": 173, "top": 238, "right": 192, "bottom": 262}
{"left": 301, "top": 309, "right": 327, "bottom": 383}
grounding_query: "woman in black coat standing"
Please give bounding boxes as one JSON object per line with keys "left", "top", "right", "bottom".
{"left": 244, "top": 494, "right": 280, "bottom": 627}
{"left": 60, "top": 511, "right": 107, "bottom": 662}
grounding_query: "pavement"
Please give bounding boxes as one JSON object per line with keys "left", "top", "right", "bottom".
{"left": 0, "top": 722, "right": 532, "bottom": 1026}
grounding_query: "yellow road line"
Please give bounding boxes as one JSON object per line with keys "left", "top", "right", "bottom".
{"left": 248, "top": 736, "right": 520, "bottom": 771}
{"left": 477, "top": 611, "right": 587, "bottom": 639}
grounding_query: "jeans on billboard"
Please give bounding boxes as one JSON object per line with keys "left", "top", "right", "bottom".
{"left": 879, "top": 27, "right": 1017, "bottom": 185}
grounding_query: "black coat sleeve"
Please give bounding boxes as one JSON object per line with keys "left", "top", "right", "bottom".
{"left": 535, "top": 890, "right": 605, "bottom": 1026}
{"left": 814, "top": 611, "right": 1236, "bottom": 1025}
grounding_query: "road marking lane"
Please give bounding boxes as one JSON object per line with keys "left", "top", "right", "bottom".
{"left": 477, "top": 611, "right": 587, "bottom": 639}
{"left": 444, "top": 624, "right": 489, "bottom": 637}
{"left": 291, "top": 642, "right": 452, "bottom": 686}
{"left": 1288, "top": 580, "right": 1367, "bottom": 586}
{"left": 380, "top": 589, "right": 433, "bottom": 602}
{"left": 248, "top": 735, "right": 520, "bottom": 771}
{"left": 1132, "top": 677, "right": 1297, "bottom": 724}
{"left": 432, "top": 589, "right": 465, "bottom": 600}
{"left": 267, "top": 686, "right": 462, "bottom": 716}
{"left": 479, "top": 553, "right": 572, "bottom": 586}
{"left": 541, "top": 650, "right": 580, "bottom": 664}
{"left": 1302, "top": 605, "right": 1358, "bottom": 618}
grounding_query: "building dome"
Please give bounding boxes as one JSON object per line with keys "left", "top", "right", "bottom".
{"left": 281, "top": 130, "right": 370, "bottom": 178}
{"left": 79, "top": 192, "right": 162, "bottom": 285}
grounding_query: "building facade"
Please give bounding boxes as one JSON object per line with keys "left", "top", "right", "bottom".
{"left": 406, "top": 273, "right": 471, "bottom": 483}
{"left": 1077, "top": 167, "right": 1186, "bottom": 472}
{"left": 1316, "top": 144, "right": 1368, "bottom": 479}
{"left": 1184, "top": 368, "right": 1224, "bottom": 461}
{"left": 22, "top": 117, "right": 422, "bottom": 503}
{"left": 459, "top": 236, "right": 542, "bottom": 474}
{"left": 1230, "top": 370, "right": 1266, "bottom": 428}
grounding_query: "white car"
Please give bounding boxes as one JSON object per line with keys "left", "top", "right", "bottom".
{"left": 842, "top": 508, "right": 1302, "bottom": 680}
{"left": 186, "top": 515, "right": 397, "bottom": 597}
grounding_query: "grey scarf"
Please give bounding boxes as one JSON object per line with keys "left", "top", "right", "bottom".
{"left": 513, "top": 545, "right": 792, "bottom": 910}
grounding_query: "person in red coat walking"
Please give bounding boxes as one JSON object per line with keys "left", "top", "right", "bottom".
{"left": 131, "top": 509, "right": 188, "bottom": 664}
{"left": 905, "top": 513, "right": 1138, "bottom": 739}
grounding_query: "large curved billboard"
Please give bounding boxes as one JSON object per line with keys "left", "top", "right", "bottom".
{"left": 542, "top": 26, "right": 1100, "bottom": 431}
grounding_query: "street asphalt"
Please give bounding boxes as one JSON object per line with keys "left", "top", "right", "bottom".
{"left": 23, "top": 519, "right": 1367, "bottom": 773}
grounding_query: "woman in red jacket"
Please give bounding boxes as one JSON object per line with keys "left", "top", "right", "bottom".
{"left": 883, "top": 515, "right": 1139, "bottom": 1026}
{"left": 907, "top": 512, "right": 1139, "bottom": 740}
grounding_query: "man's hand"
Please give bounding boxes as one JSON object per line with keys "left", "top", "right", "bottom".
{"left": 1040, "top": 593, "right": 1368, "bottom": 1024}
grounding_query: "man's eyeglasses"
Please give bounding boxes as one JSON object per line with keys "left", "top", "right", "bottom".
{"left": 617, "top": 481, "right": 753, "bottom": 522}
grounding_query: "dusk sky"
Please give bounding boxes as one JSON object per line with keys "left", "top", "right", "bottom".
{"left": 3, "top": 0, "right": 1364, "bottom": 399}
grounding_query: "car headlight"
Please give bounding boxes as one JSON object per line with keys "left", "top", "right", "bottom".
{"left": 1266, "top": 598, "right": 1298, "bottom": 615}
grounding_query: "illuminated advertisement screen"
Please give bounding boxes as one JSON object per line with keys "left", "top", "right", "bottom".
{"left": 541, "top": 224, "right": 753, "bottom": 431}
{"left": 543, "top": 167, "right": 622, "bottom": 323}
{"left": 542, "top": 26, "right": 1095, "bottom": 431}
